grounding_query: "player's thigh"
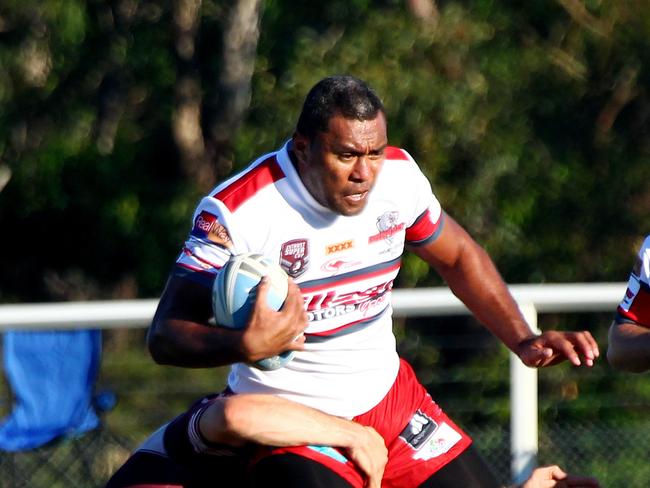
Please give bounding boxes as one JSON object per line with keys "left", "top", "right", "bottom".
{"left": 249, "top": 453, "right": 354, "bottom": 488}
{"left": 418, "top": 445, "right": 501, "bottom": 488}
{"left": 105, "top": 451, "right": 185, "bottom": 488}
{"left": 105, "top": 450, "right": 245, "bottom": 488}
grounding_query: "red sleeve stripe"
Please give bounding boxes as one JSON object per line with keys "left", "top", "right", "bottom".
{"left": 384, "top": 146, "right": 409, "bottom": 160}
{"left": 182, "top": 247, "right": 223, "bottom": 270}
{"left": 619, "top": 285, "right": 650, "bottom": 327}
{"left": 405, "top": 209, "right": 443, "bottom": 244}
{"left": 213, "top": 156, "right": 285, "bottom": 211}
{"left": 175, "top": 262, "right": 214, "bottom": 274}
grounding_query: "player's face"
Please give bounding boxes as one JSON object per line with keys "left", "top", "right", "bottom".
{"left": 294, "top": 112, "right": 387, "bottom": 216}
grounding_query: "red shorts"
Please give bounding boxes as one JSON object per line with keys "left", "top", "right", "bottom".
{"left": 261, "top": 358, "right": 472, "bottom": 488}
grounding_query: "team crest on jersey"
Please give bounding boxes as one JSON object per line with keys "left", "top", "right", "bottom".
{"left": 192, "top": 211, "right": 233, "bottom": 249}
{"left": 280, "top": 239, "right": 309, "bottom": 278}
{"left": 368, "top": 211, "right": 405, "bottom": 245}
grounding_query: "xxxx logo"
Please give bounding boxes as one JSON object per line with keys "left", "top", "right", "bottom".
{"left": 325, "top": 240, "right": 354, "bottom": 255}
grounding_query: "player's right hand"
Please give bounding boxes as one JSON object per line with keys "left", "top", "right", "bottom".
{"left": 346, "top": 425, "right": 388, "bottom": 488}
{"left": 241, "top": 277, "right": 307, "bottom": 362}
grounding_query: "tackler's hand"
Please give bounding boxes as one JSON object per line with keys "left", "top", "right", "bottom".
{"left": 346, "top": 425, "right": 387, "bottom": 488}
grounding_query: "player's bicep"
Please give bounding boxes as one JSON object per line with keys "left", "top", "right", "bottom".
{"left": 607, "top": 320, "right": 650, "bottom": 372}
{"left": 152, "top": 273, "right": 214, "bottom": 328}
{"left": 408, "top": 214, "right": 474, "bottom": 271}
{"left": 147, "top": 274, "right": 215, "bottom": 362}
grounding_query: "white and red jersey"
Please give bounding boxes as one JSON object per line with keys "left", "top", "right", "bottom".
{"left": 617, "top": 235, "right": 650, "bottom": 328}
{"left": 175, "top": 140, "right": 444, "bottom": 418}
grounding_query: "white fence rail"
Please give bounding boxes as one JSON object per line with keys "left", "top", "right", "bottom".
{"left": 0, "top": 282, "right": 627, "bottom": 483}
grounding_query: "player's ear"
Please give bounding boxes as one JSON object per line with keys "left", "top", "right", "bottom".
{"left": 292, "top": 132, "right": 310, "bottom": 166}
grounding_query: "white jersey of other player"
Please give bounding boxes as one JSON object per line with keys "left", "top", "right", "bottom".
{"left": 175, "top": 140, "right": 444, "bottom": 418}
{"left": 618, "top": 235, "right": 650, "bottom": 328}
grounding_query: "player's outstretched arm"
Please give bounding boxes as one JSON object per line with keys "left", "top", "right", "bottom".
{"left": 200, "top": 394, "right": 387, "bottom": 488}
{"left": 410, "top": 214, "right": 599, "bottom": 368}
{"left": 516, "top": 465, "right": 600, "bottom": 488}
{"left": 607, "top": 319, "right": 650, "bottom": 372}
{"left": 147, "top": 274, "right": 305, "bottom": 367}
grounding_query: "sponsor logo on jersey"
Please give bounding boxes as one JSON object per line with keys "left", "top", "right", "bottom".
{"left": 412, "top": 422, "right": 463, "bottom": 461}
{"left": 303, "top": 279, "right": 393, "bottom": 322}
{"left": 325, "top": 239, "right": 354, "bottom": 254}
{"left": 368, "top": 211, "right": 405, "bottom": 244}
{"left": 192, "top": 211, "right": 233, "bottom": 249}
{"left": 280, "top": 239, "right": 309, "bottom": 278}
{"left": 399, "top": 410, "right": 437, "bottom": 450}
{"left": 320, "top": 258, "right": 361, "bottom": 274}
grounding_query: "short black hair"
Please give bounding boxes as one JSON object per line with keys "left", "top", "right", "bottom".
{"left": 296, "top": 75, "right": 385, "bottom": 139}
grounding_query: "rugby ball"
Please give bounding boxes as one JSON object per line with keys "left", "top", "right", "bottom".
{"left": 212, "top": 252, "right": 294, "bottom": 370}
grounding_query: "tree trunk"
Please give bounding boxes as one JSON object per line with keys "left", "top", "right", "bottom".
{"left": 407, "top": 0, "right": 439, "bottom": 24}
{"left": 172, "top": 0, "right": 263, "bottom": 188}
{"left": 172, "top": 0, "right": 214, "bottom": 189}
{"left": 207, "top": 0, "right": 264, "bottom": 178}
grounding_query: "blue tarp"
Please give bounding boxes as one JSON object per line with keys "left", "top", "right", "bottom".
{"left": 0, "top": 329, "right": 102, "bottom": 451}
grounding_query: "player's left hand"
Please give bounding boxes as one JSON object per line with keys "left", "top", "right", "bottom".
{"left": 515, "top": 330, "right": 600, "bottom": 368}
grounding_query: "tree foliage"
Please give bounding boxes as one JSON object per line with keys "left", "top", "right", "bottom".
{"left": 2, "top": 0, "right": 648, "bottom": 303}
{"left": 2, "top": 4, "right": 649, "bottom": 483}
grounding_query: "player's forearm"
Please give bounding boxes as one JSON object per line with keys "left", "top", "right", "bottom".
{"left": 511, "top": 465, "right": 601, "bottom": 488}
{"left": 440, "top": 242, "right": 535, "bottom": 352}
{"left": 203, "top": 394, "right": 365, "bottom": 449}
{"left": 148, "top": 273, "right": 306, "bottom": 368}
{"left": 202, "top": 394, "right": 387, "bottom": 485}
{"left": 148, "top": 317, "right": 246, "bottom": 368}
{"left": 607, "top": 321, "right": 650, "bottom": 372}
{"left": 148, "top": 274, "right": 251, "bottom": 367}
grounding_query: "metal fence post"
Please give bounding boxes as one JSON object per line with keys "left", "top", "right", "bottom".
{"left": 510, "top": 301, "right": 539, "bottom": 485}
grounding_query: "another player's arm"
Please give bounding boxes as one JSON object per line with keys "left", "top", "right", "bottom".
{"left": 607, "top": 318, "right": 650, "bottom": 372}
{"left": 200, "top": 394, "right": 387, "bottom": 488}
{"left": 513, "top": 464, "right": 600, "bottom": 488}
{"left": 409, "top": 213, "right": 599, "bottom": 368}
{"left": 147, "top": 273, "right": 306, "bottom": 368}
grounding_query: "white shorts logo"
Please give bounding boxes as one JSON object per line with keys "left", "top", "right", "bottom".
{"left": 412, "top": 422, "right": 462, "bottom": 461}
{"left": 399, "top": 410, "right": 437, "bottom": 449}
